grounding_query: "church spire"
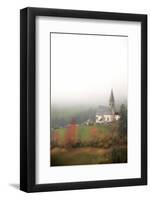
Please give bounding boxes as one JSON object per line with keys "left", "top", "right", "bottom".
{"left": 109, "top": 89, "right": 115, "bottom": 115}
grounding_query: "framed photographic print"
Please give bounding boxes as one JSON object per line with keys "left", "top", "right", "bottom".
{"left": 20, "top": 7, "right": 147, "bottom": 192}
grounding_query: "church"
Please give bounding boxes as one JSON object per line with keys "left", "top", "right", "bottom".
{"left": 96, "top": 89, "right": 120, "bottom": 124}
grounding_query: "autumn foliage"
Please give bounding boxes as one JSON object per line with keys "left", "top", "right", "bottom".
{"left": 65, "top": 118, "right": 77, "bottom": 147}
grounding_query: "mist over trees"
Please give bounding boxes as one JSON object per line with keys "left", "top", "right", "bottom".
{"left": 51, "top": 102, "right": 127, "bottom": 129}
{"left": 51, "top": 107, "right": 96, "bottom": 129}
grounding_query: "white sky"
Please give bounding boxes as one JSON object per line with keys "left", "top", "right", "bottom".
{"left": 51, "top": 33, "right": 128, "bottom": 106}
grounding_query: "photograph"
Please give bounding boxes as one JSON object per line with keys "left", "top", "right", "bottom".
{"left": 50, "top": 32, "right": 128, "bottom": 166}
{"left": 20, "top": 7, "right": 147, "bottom": 192}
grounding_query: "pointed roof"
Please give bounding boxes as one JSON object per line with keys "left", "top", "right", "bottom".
{"left": 109, "top": 88, "right": 115, "bottom": 105}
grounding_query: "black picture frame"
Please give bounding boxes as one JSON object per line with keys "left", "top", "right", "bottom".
{"left": 20, "top": 7, "right": 147, "bottom": 192}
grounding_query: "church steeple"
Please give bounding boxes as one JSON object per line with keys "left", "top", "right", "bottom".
{"left": 109, "top": 89, "right": 115, "bottom": 115}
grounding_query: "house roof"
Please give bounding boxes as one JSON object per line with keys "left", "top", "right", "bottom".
{"left": 96, "top": 106, "right": 112, "bottom": 115}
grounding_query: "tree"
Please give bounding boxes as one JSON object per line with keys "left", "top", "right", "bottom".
{"left": 119, "top": 104, "right": 127, "bottom": 135}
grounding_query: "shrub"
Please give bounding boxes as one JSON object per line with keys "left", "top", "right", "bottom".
{"left": 111, "top": 147, "right": 127, "bottom": 163}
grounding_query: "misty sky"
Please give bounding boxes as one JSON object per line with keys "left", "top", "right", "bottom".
{"left": 51, "top": 33, "right": 128, "bottom": 107}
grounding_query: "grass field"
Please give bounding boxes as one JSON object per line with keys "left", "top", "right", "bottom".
{"left": 51, "top": 122, "right": 127, "bottom": 166}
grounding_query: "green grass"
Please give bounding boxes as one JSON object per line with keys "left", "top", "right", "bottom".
{"left": 51, "top": 146, "right": 127, "bottom": 166}
{"left": 54, "top": 128, "right": 66, "bottom": 143}
{"left": 96, "top": 124, "right": 111, "bottom": 134}
{"left": 51, "top": 147, "right": 111, "bottom": 166}
{"left": 52, "top": 124, "right": 114, "bottom": 143}
{"left": 51, "top": 123, "right": 127, "bottom": 166}
{"left": 78, "top": 125, "right": 91, "bottom": 141}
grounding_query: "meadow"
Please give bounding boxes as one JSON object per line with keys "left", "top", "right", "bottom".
{"left": 50, "top": 122, "right": 127, "bottom": 166}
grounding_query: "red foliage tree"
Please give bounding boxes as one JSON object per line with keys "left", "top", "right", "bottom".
{"left": 65, "top": 118, "right": 77, "bottom": 147}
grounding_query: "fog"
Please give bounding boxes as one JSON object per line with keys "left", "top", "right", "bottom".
{"left": 51, "top": 33, "right": 128, "bottom": 107}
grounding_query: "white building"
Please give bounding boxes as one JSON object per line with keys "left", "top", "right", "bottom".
{"left": 96, "top": 89, "right": 120, "bottom": 124}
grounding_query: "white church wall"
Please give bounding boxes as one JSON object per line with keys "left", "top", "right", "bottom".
{"left": 115, "top": 115, "right": 120, "bottom": 121}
